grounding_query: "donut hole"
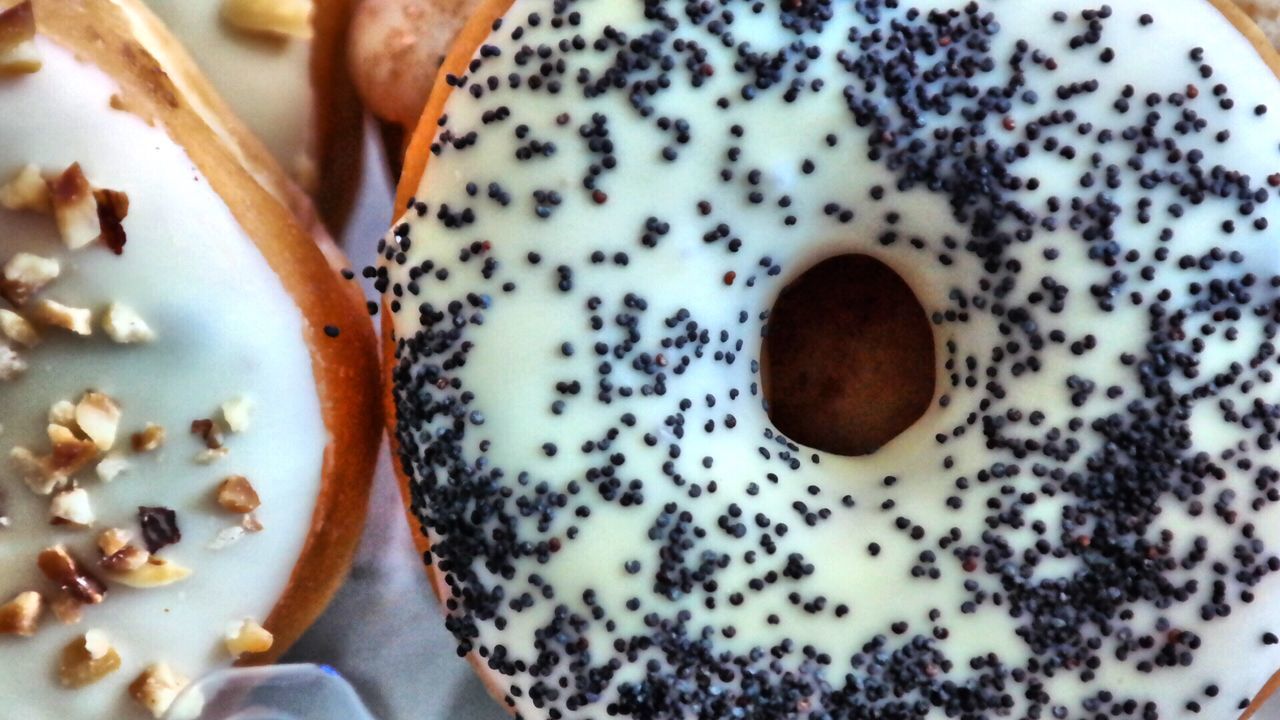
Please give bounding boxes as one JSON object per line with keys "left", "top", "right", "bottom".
{"left": 762, "top": 254, "right": 935, "bottom": 457}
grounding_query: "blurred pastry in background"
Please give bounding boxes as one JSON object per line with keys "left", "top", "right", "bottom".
{"left": 144, "top": 0, "right": 364, "bottom": 229}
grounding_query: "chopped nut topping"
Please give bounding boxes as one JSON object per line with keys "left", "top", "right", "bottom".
{"left": 242, "top": 512, "right": 264, "bottom": 533}
{"left": 49, "top": 487, "right": 94, "bottom": 527}
{"left": 37, "top": 546, "right": 106, "bottom": 605}
{"left": 224, "top": 618, "right": 274, "bottom": 658}
{"left": 131, "top": 423, "right": 166, "bottom": 452}
{"left": 101, "top": 544, "right": 150, "bottom": 574}
{"left": 59, "top": 631, "right": 121, "bottom": 687}
{"left": 46, "top": 425, "right": 100, "bottom": 478}
{"left": 102, "top": 303, "right": 154, "bottom": 343}
{"left": 50, "top": 593, "right": 83, "bottom": 624}
{"left": 95, "top": 453, "right": 129, "bottom": 482}
{"left": 93, "top": 189, "right": 129, "bottom": 255}
{"left": 0, "top": 163, "right": 49, "bottom": 212}
{"left": 97, "top": 533, "right": 149, "bottom": 575}
{"left": 0, "top": 591, "right": 42, "bottom": 637}
{"left": 216, "top": 475, "right": 260, "bottom": 514}
{"left": 0, "top": 343, "right": 24, "bottom": 381}
{"left": 0, "top": 1, "right": 39, "bottom": 75}
{"left": 221, "top": 396, "right": 252, "bottom": 433}
{"left": 97, "top": 528, "right": 132, "bottom": 557}
{"left": 75, "top": 392, "right": 121, "bottom": 451}
{"left": 195, "top": 447, "right": 228, "bottom": 464}
{"left": 138, "top": 505, "right": 180, "bottom": 552}
{"left": 48, "top": 163, "right": 99, "bottom": 250}
{"left": 31, "top": 299, "right": 92, "bottom": 335}
{"left": 208, "top": 525, "right": 245, "bottom": 550}
{"left": 105, "top": 555, "right": 191, "bottom": 588}
{"left": 129, "top": 663, "right": 189, "bottom": 718}
{"left": 189, "top": 418, "right": 223, "bottom": 449}
{"left": 48, "top": 399, "right": 76, "bottom": 426}
{"left": 1, "top": 252, "right": 60, "bottom": 307}
{"left": 221, "top": 0, "right": 313, "bottom": 39}
{"left": 10, "top": 446, "right": 56, "bottom": 494}
{"left": 83, "top": 628, "right": 111, "bottom": 659}
{"left": 12, "top": 437, "right": 97, "bottom": 496}
{"left": 0, "top": 308, "right": 38, "bottom": 346}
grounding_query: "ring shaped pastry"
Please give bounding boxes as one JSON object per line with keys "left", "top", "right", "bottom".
{"left": 384, "top": 0, "right": 1280, "bottom": 716}
{"left": 0, "top": 1, "right": 380, "bottom": 717}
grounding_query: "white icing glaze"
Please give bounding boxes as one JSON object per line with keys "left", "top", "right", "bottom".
{"left": 0, "top": 39, "right": 325, "bottom": 719}
{"left": 141, "top": 0, "right": 317, "bottom": 186}
{"left": 386, "top": 0, "right": 1280, "bottom": 716}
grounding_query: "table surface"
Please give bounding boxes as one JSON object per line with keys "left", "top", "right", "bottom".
{"left": 283, "top": 123, "right": 1280, "bottom": 720}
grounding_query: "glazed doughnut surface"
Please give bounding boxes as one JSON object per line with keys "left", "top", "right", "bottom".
{"left": 0, "top": 35, "right": 324, "bottom": 720}
{"left": 384, "top": 0, "right": 1280, "bottom": 716}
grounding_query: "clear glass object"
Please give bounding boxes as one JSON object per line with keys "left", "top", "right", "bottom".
{"left": 165, "top": 664, "right": 376, "bottom": 720}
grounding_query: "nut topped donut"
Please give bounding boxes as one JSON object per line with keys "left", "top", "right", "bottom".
{"left": 382, "top": 0, "right": 1280, "bottom": 716}
{"left": 0, "top": 1, "right": 379, "bottom": 718}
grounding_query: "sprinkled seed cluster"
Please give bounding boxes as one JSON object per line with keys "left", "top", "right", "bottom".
{"left": 381, "top": 0, "right": 1280, "bottom": 717}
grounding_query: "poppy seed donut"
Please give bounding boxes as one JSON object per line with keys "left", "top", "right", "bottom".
{"left": 382, "top": 0, "right": 1280, "bottom": 716}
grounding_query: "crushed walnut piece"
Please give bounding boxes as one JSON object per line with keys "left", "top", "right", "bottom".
{"left": 224, "top": 618, "right": 274, "bottom": 658}
{"left": 48, "top": 164, "right": 99, "bottom": 250}
{"left": 49, "top": 425, "right": 99, "bottom": 474}
{"left": 221, "top": 0, "right": 313, "bottom": 39}
{"left": 59, "top": 630, "right": 121, "bottom": 688}
{"left": 100, "top": 543, "right": 149, "bottom": 574}
{"left": 11, "top": 431, "right": 98, "bottom": 496}
{"left": 95, "top": 453, "right": 129, "bottom": 482}
{"left": 11, "top": 423, "right": 103, "bottom": 494}
{"left": 37, "top": 545, "right": 107, "bottom": 605}
{"left": 97, "top": 528, "right": 131, "bottom": 557}
{"left": 105, "top": 555, "right": 191, "bottom": 588}
{"left": 131, "top": 423, "right": 165, "bottom": 453}
{"left": 190, "top": 418, "right": 223, "bottom": 449}
{"left": 75, "top": 392, "right": 121, "bottom": 451}
{"left": 195, "top": 447, "right": 228, "bottom": 464}
{"left": 0, "top": 591, "right": 42, "bottom": 637}
{"left": 0, "top": 252, "right": 59, "bottom": 307}
{"left": 98, "top": 528, "right": 150, "bottom": 573}
{"left": 208, "top": 525, "right": 245, "bottom": 550}
{"left": 93, "top": 188, "right": 129, "bottom": 255}
{"left": 130, "top": 663, "right": 189, "bottom": 719}
{"left": 10, "top": 446, "right": 54, "bottom": 494}
{"left": 0, "top": 163, "right": 49, "bottom": 212}
{"left": 221, "top": 396, "right": 252, "bottom": 433}
{"left": 50, "top": 593, "right": 83, "bottom": 625}
{"left": 0, "top": 308, "right": 38, "bottom": 346}
{"left": 242, "top": 513, "right": 264, "bottom": 533}
{"left": 216, "top": 475, "right": 260, "bottom": 514}
{"left": 47, "top": 399, "right": 75, "bottom": 426}
{"left": 102, "top": 303, "right": 154, "bottom": 343}
{"left": 31, "top": 298, "right": 92, "bottom": 335}
{"left": 0, "top": 1, "right": 39, "bottom": 75}
{"left": 49, "top": 486, "right": 94, "bottom": 527}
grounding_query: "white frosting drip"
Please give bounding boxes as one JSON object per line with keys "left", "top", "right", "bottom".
{"left": 0, "top": 39, "right": 325, "bottom": 720}
{"left": 141, "top": 0, "right": 316, "bottom": 184}
{"left": 387, "top": 0, "right": 1280, "bottom": 716}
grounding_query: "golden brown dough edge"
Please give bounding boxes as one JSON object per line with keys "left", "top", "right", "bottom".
{"left": 384, "top": 0, "right": 1280, "bottom": 716}
{"left": 32, "top": 0, "right": 383, "bottom": 666}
